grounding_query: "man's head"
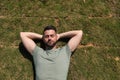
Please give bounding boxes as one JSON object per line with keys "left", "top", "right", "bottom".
{"left": 43, "top": 25, "right": 58, "bottom": 48}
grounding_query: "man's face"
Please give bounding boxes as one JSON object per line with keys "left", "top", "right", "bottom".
{"left": 43, "top": 30, "right": 57, "bottom": 47}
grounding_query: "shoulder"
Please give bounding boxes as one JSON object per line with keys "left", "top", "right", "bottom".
{"left": 60, "top": 44, "right": 72, "bottom": 53}
{"left": 31, "top": 46, "right": 44, "bottom": 56}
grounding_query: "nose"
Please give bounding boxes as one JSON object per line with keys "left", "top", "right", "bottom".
{"left": 48, "top": 36, "right": 52, "bottom": 40}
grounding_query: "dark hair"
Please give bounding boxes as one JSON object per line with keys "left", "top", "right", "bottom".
{"left": 43, "top": 25, "right": 57, "bottom": 33}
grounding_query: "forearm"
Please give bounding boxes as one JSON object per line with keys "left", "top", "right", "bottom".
{"left": 59, "top": 30, "right": 83, "bottom": 39}
{"left": 58, "top": 30, "right": 83, "bottom": 52}
{"left": 20, "top": 32, "right": 43, "bottom": 40}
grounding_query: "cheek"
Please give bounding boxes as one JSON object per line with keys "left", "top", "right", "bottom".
{"left": 53, "top": 37, "right": 57, "bottom": 42}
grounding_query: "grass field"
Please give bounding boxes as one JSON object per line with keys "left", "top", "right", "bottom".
{"left": 0, "top": 0, "right": 120, "bottom": 80}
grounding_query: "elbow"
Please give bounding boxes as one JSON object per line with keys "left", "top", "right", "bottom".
{"left": 80, "top": 30, "right": 83, "bottom": 34}
{"left": 20, "top": 32, "right": 23, "bottom": 37}
{"left": 78, "top": 30, "right": 83, "bottom": 36}
{"left": 20, "top": 32, "right": 25, "bottom": 38}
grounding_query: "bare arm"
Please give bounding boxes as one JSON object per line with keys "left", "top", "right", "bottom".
{"left": 58, "top": 30, "right": 83, "bottom": 52}
{"left": 20, "top": 32, "right": 43, "bottom": 54}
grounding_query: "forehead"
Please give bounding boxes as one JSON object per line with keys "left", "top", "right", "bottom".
{"left": 44, "top": 30, "right": 56, "bottom": 35}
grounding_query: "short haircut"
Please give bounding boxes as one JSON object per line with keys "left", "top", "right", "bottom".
{"left": 43, "top": 25, "right": 57, "bottom": 33}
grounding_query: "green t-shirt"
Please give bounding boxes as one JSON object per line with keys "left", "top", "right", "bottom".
{"left": 32, "top": 45, "right": 72, "bottom": 80}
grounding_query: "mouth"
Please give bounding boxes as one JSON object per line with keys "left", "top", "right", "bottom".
{"left": 48, "top": 41, "right": 54, "bottom": 45}
{"left": 46, "top": 41, "right": 56, "bottom": 47}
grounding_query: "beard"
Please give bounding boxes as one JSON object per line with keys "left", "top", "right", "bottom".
{"left": 44, "top": 41, "right": 57, "bottom": 48}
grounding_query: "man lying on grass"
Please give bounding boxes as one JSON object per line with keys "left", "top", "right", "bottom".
{"left": 20, "top": 25, "right": 83, "bottom": 80}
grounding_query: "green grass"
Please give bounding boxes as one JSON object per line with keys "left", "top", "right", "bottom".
{"left": 69, "top": 47, "right": 120, "bottom": 80}
{"left": 0, "top": 0, "right": 120, "bottom": 80}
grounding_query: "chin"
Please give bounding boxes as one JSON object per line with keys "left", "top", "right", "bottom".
{"left": 47, "top": 43, "right": 56, "bottom": 47}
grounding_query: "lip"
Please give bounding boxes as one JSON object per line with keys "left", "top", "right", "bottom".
{"left": 48, "top": 41, "right": 53, "bottom": 44}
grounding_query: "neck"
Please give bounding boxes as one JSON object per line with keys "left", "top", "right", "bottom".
{"left": 45, "top": 45, "right": 57, "bottom": 50}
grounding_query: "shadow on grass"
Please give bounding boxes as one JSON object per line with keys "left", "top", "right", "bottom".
{"left": 19, "top": 39, "right": 43, "bottom": 80}
{"left": 19, "top": 42, "right": 35, "bottom": 80}
{"left": 19, "top": 38, "right": 74, "bottom": 80}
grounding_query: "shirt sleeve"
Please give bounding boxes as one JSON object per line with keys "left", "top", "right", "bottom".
{"left": 64, "top": 44, "right": 72, "bottom": 58}
{"left": 31, "top": 46, "right": 44, "bottom": 56}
